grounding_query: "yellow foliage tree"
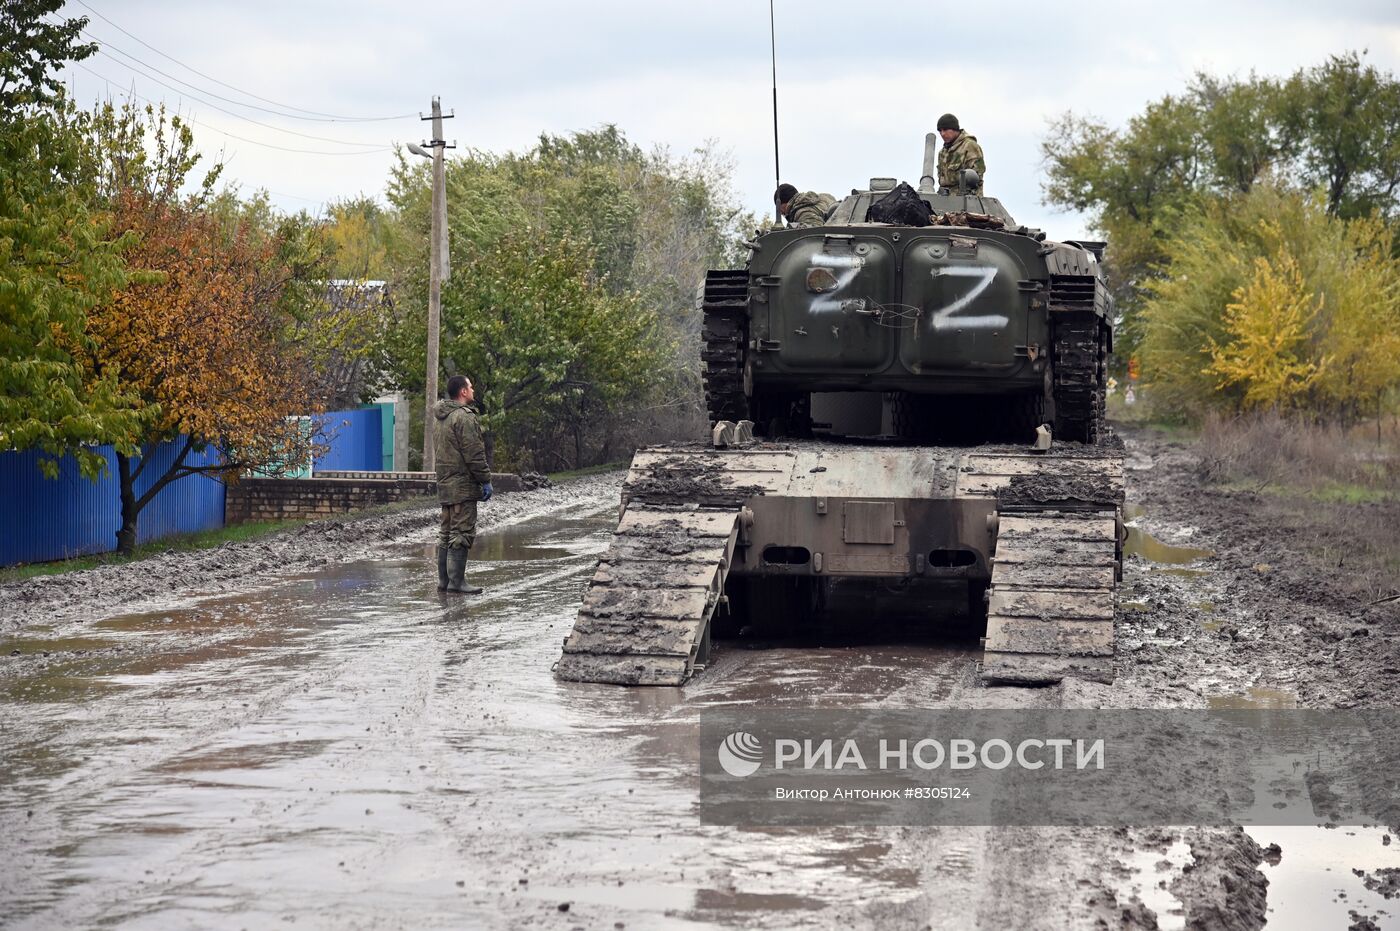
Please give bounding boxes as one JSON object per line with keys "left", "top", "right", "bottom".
{"left": 1141, "top": 182, "right": 1400, "bottom": 422}
{"left": 1205, "top": 252, "right": 1326, "bottom": 411}
{"left": 1314, "top": 216, "right": 1400, "bottom": 419}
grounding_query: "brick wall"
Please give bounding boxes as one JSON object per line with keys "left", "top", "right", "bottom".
{"left": 225, "top": 472, "right": 523, "bottom": 524}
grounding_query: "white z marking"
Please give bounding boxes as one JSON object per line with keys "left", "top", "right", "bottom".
{"left": 809, "top": 254, "right": 864, "bottom": 313}
{"left": 929, "top": 266, "right": 1006, "bottom": 331}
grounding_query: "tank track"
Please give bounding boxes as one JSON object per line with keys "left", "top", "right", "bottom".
{"left": 980, "top": 508, "right": 1120, "bottom": 684}
{"left": 553, "top": 502, "right": 744, "bottom": 685}
{"left": 1048, "top": 275, "right": 1109, "bottom": 444}
{"left": 958, "top": 451, "right": 1124, "bottom": 685}
{"left": 554, "top": 447, "right": 795, "bottom": 686}
{"left": 700, "top": 270, "right": 751, "bottom": 425}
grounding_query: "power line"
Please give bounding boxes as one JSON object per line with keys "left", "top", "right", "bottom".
{"left": 90, "top": 34, "right": 396, "bottom": 139}
{"left": 72, "top": 0, "right": 415, "bottom": 123}
{"left": 73, "top": 63, "right": 398, "bottom": 157}
{"left": 91, "top": 46, "right": 387, "bottom": 148}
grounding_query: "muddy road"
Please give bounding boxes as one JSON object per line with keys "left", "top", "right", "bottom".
{"left": 2, "top": 430, "right": 1398, "bottom": 929}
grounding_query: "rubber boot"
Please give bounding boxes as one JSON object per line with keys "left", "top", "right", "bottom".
{"left": 436, "top": 546, "right": 449, "bottom": 592}
{"left": 445, "top": 547, "right": 483, "bottom": 595}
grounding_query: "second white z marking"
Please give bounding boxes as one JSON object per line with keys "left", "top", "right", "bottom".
{"left": 929, "top": 266, "right": 1006, "bottom": 331}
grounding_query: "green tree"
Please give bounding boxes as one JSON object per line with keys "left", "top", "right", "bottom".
{"left": 388, "top": 229, "right": 668, "bottom": 470}
{"left": 1041, "top": 55, "right": 1400, "bottom": 362}
{"left": 1042, "top": 97, "right": 1202, "bottom": 358}
{"left": 0, "top": 0, "right": 148, "bottom": 477}
{"left": 383, "top": 125, "right": 751, "bottom": 467}
{"left": 0, "top": 0, "right": 94, "bottom": 110}
{"left": 1274, "top": 53, "right": 1400, "bottom": 219}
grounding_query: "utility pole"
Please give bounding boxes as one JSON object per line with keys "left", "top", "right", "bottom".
{"left": 420, "top": 96, "right": 454, "bottom": 473}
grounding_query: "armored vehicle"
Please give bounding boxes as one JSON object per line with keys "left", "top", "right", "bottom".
{"left": 555, "top": 135, "right": 1123, "bottom": 688}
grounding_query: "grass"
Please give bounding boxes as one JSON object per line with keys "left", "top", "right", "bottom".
{"left": 1307, "top": 481, "right": 1396, "bottom": 505}
{"left": 1196, "top": 412, "right": 1398, "bottom": 493}
{"left": 546, "top": 460, "right": 629, "bottom": 482}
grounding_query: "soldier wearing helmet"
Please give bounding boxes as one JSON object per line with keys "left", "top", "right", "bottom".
{"left": 935, "top": 114, "right": 986, "bottom": 193}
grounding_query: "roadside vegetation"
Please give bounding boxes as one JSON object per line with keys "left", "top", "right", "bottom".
{"left": 1, "top": 1, "right": 751, "bottom": 559}
{"left": 1043, "top": 51, "right": 1400, "bottom": 396}
{"left": 1046, "top": 53, "right": 1400, "bottom": 604}
{"left": 375, "top": 128, "right": 753, "bottom": 471}
{"left": 1044, "top": 52, "right": 1400, "bottom": 423}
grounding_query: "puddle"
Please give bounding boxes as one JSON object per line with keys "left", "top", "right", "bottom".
{"left": 1246, "top": 825, "right": 1400, "bottom": 930}
{"left": 1193, "top": 602, "right": 1223, "bottom": 631}
{"left": 1125, "top": 527, "right": 1213, "bottom": 565}
{"left": 1206, "top": 687, "right": 1299, "bottom": 710}
{"left": 1115, "top": 840, "right": 1194, "bottom": 931}
{"left": 419, "top": 518, "right": 608, "bottom": 563}
{"left": 1123, "top": 502, "right": 1214, "bottom": 566}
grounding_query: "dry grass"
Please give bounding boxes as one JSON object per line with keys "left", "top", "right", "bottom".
{"left": 1195, "top": 412, "right": 1399, "bottom": 603}
{"left": 1197, "top": 411, "right": 1398, "bottom": 497}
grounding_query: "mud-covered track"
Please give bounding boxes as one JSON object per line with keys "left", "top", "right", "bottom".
{"left": 955, "top": 449, "right": 1124, "bottom": 684}
{"left": 554, "top": 506, "right": 742, "bottom": 685}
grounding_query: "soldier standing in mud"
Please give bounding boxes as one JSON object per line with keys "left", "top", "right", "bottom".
{"left": 936, "top": 114, "right": 986, "bottom": 193}
{"left": 434, "top": 375, "right": 493, "bottom": 595}
{"left": 775, "top": 183, "right": 837, "bottom": 228}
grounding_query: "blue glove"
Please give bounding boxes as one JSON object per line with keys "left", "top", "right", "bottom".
{"left": 481, "top": 482, "right": 494, "bottom": 502}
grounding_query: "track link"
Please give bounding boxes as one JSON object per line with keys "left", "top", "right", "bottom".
{"left": 981, "top": 508, "right": 1120, "bottom": 684}
{"left": 1048, "top": 274, "right": 1109, "bottom": 444}
{"left": 700, "top": 270, "right": 750, "bottom": 426}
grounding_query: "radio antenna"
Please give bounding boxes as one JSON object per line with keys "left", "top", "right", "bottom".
{"left": 769, "top": 0, "right": 780, "bottom": 196}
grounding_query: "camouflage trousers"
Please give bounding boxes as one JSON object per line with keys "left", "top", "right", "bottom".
{"left": 439, "top": 500, "right": 478, "bottom": 550}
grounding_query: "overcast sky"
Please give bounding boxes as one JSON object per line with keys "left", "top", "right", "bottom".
{"left": 58, "top": 0, "right": 1400, "bottom": 240}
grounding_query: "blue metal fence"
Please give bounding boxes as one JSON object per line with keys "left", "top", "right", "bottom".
{"left": 0, "top": 439, "right": 226, "bottom": 566}
{"left": 314, "top": 407, "right": 383, "bottom": 473}
{"left": 0, "top": 407, "right": 386, "bottom": 566}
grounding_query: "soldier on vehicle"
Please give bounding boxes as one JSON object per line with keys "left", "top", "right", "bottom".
{"left": 434, "top": 374, "right": 493, "bottom": 595}
{"left": 935, "top": 113, "right": 986, "bottom": 193}
{"left": 775, "top": 183, "right": 837, "bottom": 228}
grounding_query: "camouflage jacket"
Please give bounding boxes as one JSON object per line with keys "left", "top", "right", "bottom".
{"left": 787, "top": 191, "right": 837, "bottom": 227}
{"left": 937, "top": 132, "right": 986, "bottom": 191}
{"left": 433, "top": 400, "right": 491, "bottom": 505}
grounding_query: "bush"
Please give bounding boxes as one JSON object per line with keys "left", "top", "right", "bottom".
{"left": 1140, "top": 183, "right": 1400, "bottom": 423}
